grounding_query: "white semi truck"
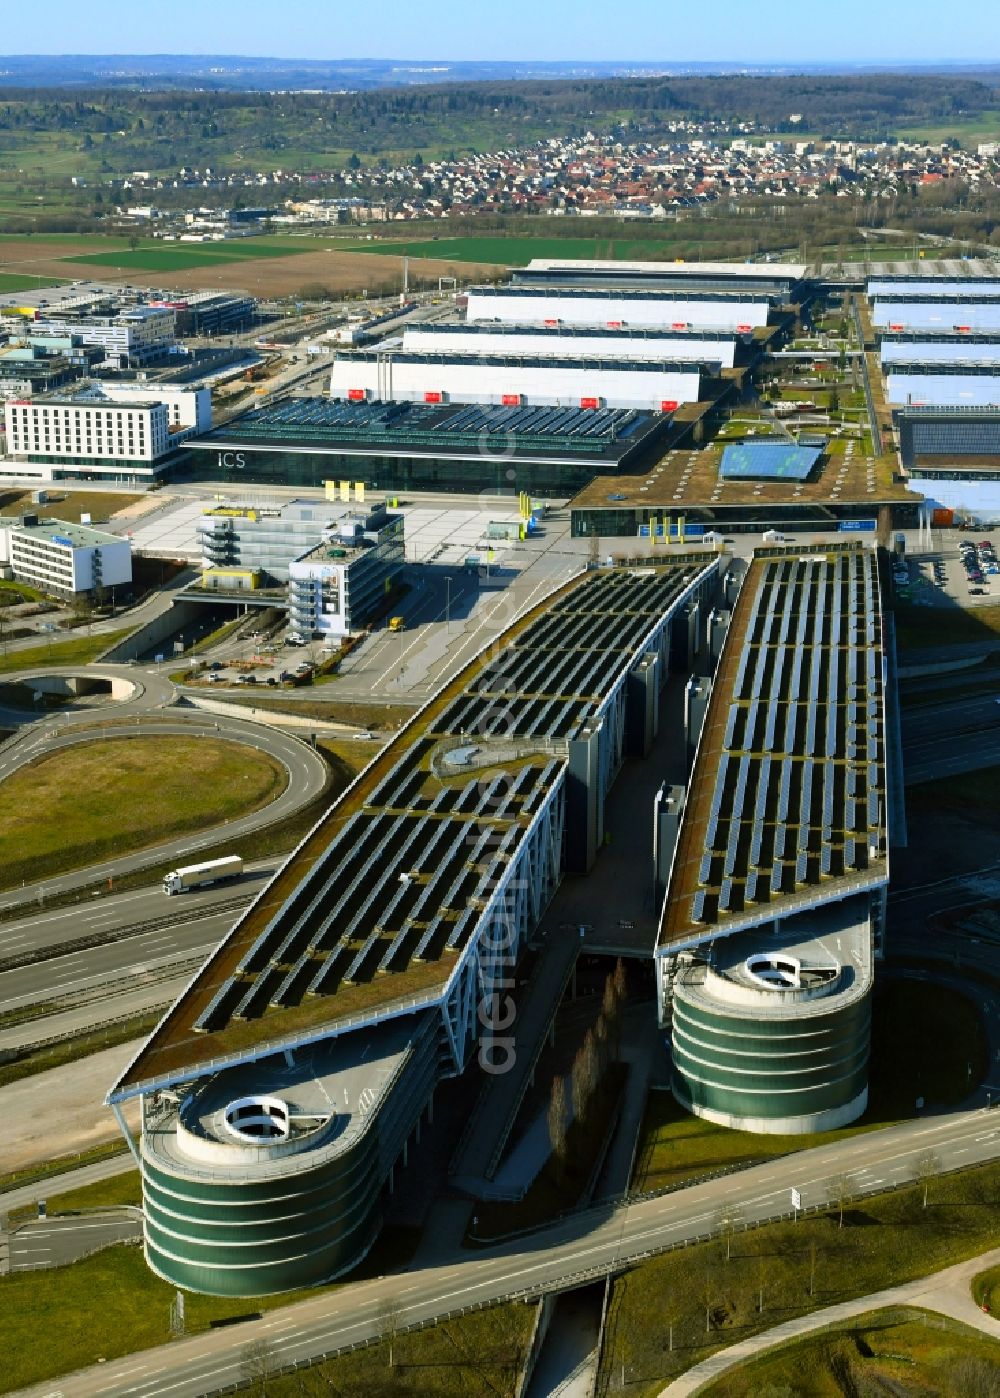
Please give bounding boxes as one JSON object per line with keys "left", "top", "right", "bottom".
{"left": 163, "top": 855, "right": 244, "bottom": 896}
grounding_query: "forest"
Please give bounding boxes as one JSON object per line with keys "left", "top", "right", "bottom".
{"left": 0, "top": 72, "right": 995, "bottom": 172}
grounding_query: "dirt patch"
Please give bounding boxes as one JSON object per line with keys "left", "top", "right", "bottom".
{"left": 1, "top": 1040, "right": 141, "bottom": 1171}
{"left": 0, "top": 240, "right": 500, "bottom": 297}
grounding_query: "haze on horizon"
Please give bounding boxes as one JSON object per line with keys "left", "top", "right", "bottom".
{"left": 2, "top": 0, "right": 998, "bottom": 68}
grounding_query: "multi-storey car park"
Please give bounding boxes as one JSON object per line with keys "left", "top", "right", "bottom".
{"left": 654, "top": 545, "right": 889, "bottom": 1134}
{"left": 106, "top": 557, "right": 722, "bottom": 1296}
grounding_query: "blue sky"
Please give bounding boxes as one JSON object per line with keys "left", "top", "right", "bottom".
{"left": 2, "top": 0, "right": 998, "bottom": 64}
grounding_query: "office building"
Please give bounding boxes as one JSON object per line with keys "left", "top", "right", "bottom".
{"left": 0, "top": 512, "right": 132, "bottom": 598}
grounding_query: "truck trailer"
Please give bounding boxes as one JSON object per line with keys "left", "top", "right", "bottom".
{"left": 163, "top": 855, "right": 244, "bottom": 896}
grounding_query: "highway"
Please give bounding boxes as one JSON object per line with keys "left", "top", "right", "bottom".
{"left": 15, "top": 1105, "right": 1000, "bottom": 1398}
{"left": 0, "top": 861, "right": 272, "bottom": 966}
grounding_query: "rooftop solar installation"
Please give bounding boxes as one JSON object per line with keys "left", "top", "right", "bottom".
{"left": 114, "top": 561, "right": 710, "bottom": 1096}
{"left": 719, "top": 440, "right": 824, "bottom": 480}
{"left": 659, "top": 547, "right": 888, "bottom": 951}
{"left": 203, "top": 396, "right": 652, "bottom": 457}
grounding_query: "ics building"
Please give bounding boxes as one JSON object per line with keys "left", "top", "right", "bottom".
{"left": 183, "top": 397, "right": 678, "bottom": 496}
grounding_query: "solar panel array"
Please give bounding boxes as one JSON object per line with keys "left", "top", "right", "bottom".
{"left": 679, "top": 551, "right": 884, "bottom": 933}
{"left": 906, "top": 415, "right": 1000, "bottom": 460}
{"left": 194, "top": 749, "right": 562, "bottom": 1035}
{"left": 207, "top": 396, "right": 648, "bottom": 454}
{"left": 719, "top": 441, "right": 825, "bottom": 481}
{"left": 435, "top": 569, "right": 692, "bottom": 740}
{"left": 191, "top": 566, "right": 695, "bottom": 1039}
{"left": 887, "top": 372, "right": 1000, "bottom": 408}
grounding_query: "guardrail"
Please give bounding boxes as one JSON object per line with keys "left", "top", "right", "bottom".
{"left": 0, "top": 897, "right": 250, "bottom": 975}
{"left": 195, "top": 1124, "right": 1000, "bottom": 1398}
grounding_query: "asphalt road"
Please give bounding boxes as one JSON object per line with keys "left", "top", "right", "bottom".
{"left": 0, "top": 1155, "right": 137, "bottom": 1217}
{"left": 0, "top": 909, "right": 236, "bottom": 1018}
{"left": 7, "top": 1212, "right": 141, "bottom": 1273}
{"left": 16, "top": 1107, "right": 1000, "bottom": 1398}
{"left": 0, "top": 864, "right": 270, "bottom": 965}
{"left": 0, "top": 710, "right": 328, "bottom": 912}
{"left": 901, "top": 690, "right": 1000, "bottom": 784}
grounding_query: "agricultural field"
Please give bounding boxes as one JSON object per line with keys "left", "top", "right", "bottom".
{"left": 0, "top": 271, "right": 68, "bottom": 292}
{"left": 339, "top": 235, "right": 681, "bottom": 265}
{"left": 0, "top": 232, "right": 496, "bottom": 297}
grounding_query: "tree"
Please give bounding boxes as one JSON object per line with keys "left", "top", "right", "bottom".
{"left": 714, "top": 1204, "right": 741, "bottom": 1261}
{"left": 378, "top": 1295, "right": 404, "bottom": 1369}
{"left": 547, "top": 1074, "right": 569, "bottom": 1165}
{"left": 914, "top": 1148, "right": 941, "bottom": 1208}
{"left": 241, "top": 1338, "right": 277, "bottom": 1396}
{"left": 571, "top": 1045, "right": 590, "bottom": 1124}
{"left": 829, "top": 1172, "right": 856, "bottom": 1229}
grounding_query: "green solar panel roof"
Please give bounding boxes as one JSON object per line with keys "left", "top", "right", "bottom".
{"left": 720, "top": 440, "right": 824, "bottom": 480}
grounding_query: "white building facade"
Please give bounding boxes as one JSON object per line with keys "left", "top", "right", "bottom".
{"left": 329, "top": 354, "right": 703, "bottom": 411}
{"left": 0, "top": 515, "right": 132, "bottom": 597}
{"left": 465, "top": 289, "right": 769, "bottom": 332}
{"left": 30, "top": 307, "right": 176, "bottom": 368}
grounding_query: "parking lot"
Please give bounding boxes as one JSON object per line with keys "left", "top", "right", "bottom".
{"left": 891, "top": 531, "right": 999, "bottom": 609}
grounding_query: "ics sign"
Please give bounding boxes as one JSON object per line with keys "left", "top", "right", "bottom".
{"left": 423, "top": 391, "right": 444, "bottom": 404}
{"left": 956, "top": 325, "right": 971, "bottom": 334}
{"left": 543, "top": 318, "right": 560, "bottom": 327}
{"left": 606, "top": 320, "right": 624, "bottom": 329}
{"left": 671, "top": 322, "right": 689, "bottom": 331}
{"left": 501, "top": 393, "right": 522, "bottom": 406}
{"left": 660, "top": 399, "right": 679, "bottom": 413}
{"left": 890, "top": 323, "right": 905, "bottom": 332}
{"left": 737, "top": 323, "right": 753, "bottom": 334}
{"left": 580, "top": 396, "right": 601, "bottom": 410}
{"left": 347, "top": 388, "right": 367, "bottom": 402}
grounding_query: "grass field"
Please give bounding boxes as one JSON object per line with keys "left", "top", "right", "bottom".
{"left": 0, "top": 627, "right": 135, "bottom": 674}
{"left": 603, "top": 1159, "right": 1000, "bottom": 1397}
{"left": 0, "top": 741, "right": 365, "bottom": 919}
{"left": 0, "top": 735, "right": 286, "bottom": 888}
{"left": 893, "top": 601, "right": 1000, "bottom": 651}
{"left": 0, "top": 271, "right": 68, "bottom": 292}
{"left": 8, "top": 1166, "right": 142, "bottom": 1223}
{"left": 0, "top": 1223, "right": 532, "bottom": 1395}
{"left": 697, "top": 1307, "right": 1000, "bottom": 1397}
{"left": 0, "top": 488, "right": 140, "bottom": 524}
{"left": 65, "top": 240, "right": 318, "bottom": 273}
{"left": 338, "top": 235, "right": 682, "bottom": 265}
